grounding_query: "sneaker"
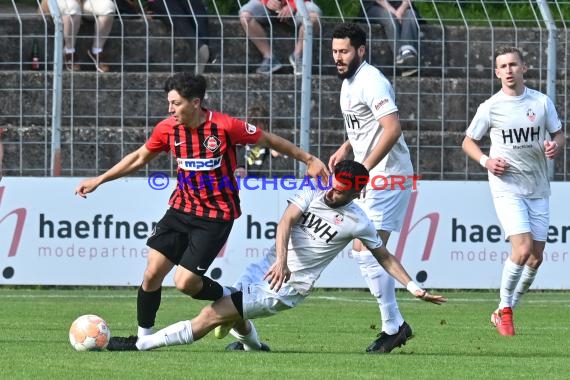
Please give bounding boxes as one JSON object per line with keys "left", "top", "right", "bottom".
{"left": 396, "top": 49, "right": 418, "bottom": 77}
{"left": 366, "top": 321, "right": 413, "bottom": 353}
{"left": 225, "top": 341, "right": 271, "bottom": 351}
{"left": 106, "top": 335, "right": 139, "bottom": 351}
{"left": 195, "top": 44, "right": 209, "bottom": 75}
{"left": 256, "top": 57, "right": 282, "bottom": 74}
{"left": 396, "top": 49, "right": 416, "bottom": 65}
{"left": 492, "top": 307, "right": 515, "bottom": 336}
{"left": 401, "top": 67, "right": 418, "bottom": 77}
{"left": 64, "top": 53, "right": 80, "bottom": 72}
{"left": 288, "top": 53, "right": 302, "bottom": 76}
{"left": 214, "top": 323, "right": 233, "bottom": 339}
{"left": 87, "top": 49, "right": 110, "bottom": 73}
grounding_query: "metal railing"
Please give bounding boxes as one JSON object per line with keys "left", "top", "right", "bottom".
{"left": 0, "top": 0, "right": 568, "bottom": 180}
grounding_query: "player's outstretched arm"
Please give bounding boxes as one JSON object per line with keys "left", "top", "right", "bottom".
{"left": 256, "top": 131, "right": 330, "bottom": 183}
{"left": 264, "top": 203, "right": 302, "bottom": 291}
{"left": 370, "top": 245, "right": 447, "bottom": 305}
{"left": 75, "top": 145, "right": 159, "bottom": 198}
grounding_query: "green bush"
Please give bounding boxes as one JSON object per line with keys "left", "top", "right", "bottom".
{"left": 204, "top": 0, "right": 569, "bottom": 27}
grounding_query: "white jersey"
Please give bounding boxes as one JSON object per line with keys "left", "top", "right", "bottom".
{"left": 265, "top": 189, "right": 382, "bottom": 295}
{"left": 340, "top": 61, "right": 413, "bottom": 177}
{"left": 466, "top": 87, "right": 562, "bottom": 198}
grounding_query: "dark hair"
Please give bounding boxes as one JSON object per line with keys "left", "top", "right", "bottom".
{"left": 332, "top": 22, "right": 366, "bottom": 49}
{"left": 334, "top": 160, "right": 370, "bottom": 192}
{"left": 494, "top": 46, "right": 524, "bottom": 64}
{"left": 164, "top": 72, "right": 207, "bottom": 101}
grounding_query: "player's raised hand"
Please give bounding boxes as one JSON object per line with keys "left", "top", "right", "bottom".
{"left": 414, "top": 290, "right": 447, "bottom": 305}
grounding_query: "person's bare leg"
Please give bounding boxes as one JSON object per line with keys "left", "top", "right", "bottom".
{"left": 240, "top": 12, "right": 271, "bottom": 58}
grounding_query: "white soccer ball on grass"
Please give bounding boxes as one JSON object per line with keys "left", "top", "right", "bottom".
{"left": 69, "top": 314, "right": 111, "bottom": 351}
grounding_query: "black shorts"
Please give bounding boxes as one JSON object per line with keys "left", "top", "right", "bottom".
{"left": 147, "top": 208, "right": 234, "bottom": 275}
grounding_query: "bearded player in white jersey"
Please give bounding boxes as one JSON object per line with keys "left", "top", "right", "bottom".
{"left": 106, "top": 160, "right": 445, "bottom": 352}
{"left": 462, "top": 46, "right": 565, "bottom": 336}
{"left": 329, "top": 22, "right": 416, "bottom": 353}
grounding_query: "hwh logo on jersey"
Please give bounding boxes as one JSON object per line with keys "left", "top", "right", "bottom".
{"left": 502, "top": 126, "right": 540, "bottom": 144}
{"left": 343, "top": 112, "right": 360, "bottom": 129}
{"left": 177, "top": 157, "right": 222, "bottom": 171}
{"left": 298, "top": 211, "right": 338, "bottom": 243}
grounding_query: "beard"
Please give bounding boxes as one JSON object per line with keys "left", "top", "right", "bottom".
{"left": 337, "top": 56, "right": 361, "bottom": 80}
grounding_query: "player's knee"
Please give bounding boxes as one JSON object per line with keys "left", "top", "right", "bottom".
{"left": 239, "top": 12, "right": 253, "bottom": 26}
{"left": 174, "top": 274, "right": 202, "bottom": 296}
{"left": 142, "top": 268, "right": 164, "bottom": 289}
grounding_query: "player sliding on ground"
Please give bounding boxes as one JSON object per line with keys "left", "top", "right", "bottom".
{"left": 108, "top": 160, "right": 446, "bottom": 352}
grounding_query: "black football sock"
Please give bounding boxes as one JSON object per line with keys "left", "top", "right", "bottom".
{"left": 137, "top": 286, "right": 162, "bottom": 330}
{"left": 193, "top": 276, "right": 224, "bottom": 301}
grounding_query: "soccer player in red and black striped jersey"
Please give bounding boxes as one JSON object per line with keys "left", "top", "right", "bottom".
{"left": 75, "top": 72, "right": 329, "bottom": 346}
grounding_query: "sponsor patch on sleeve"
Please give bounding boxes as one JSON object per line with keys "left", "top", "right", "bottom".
{"left": 246, "top": 123, "right": 257, "bottom": 135}
{"left": 374, "top": 98, "right": 389, "bottom": 110}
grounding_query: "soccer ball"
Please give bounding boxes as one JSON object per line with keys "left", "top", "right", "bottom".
{"left": 69, "top": 314, "right": 111, "bottom": 351}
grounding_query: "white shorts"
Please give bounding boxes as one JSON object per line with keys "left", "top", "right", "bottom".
{"left": 492, "top": 195, "right": 550, "bottom": 241}
{"left": 239, "top": 0, "right": 322, "bottom": 24}
{"left": 233, "top": 256, "right": 306, "bottom": 320}
{"left": 355, "top": 178, "right": 412, "bottom": 232}
{"left": 57, "top": 0, "right": 116, "bottom": 16}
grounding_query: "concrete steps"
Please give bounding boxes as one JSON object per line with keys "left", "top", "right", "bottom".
{"left": 0, "top": 10, "right": 565, "bottom": 78}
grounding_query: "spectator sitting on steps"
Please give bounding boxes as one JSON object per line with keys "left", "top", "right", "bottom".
{"left": 360, "top": 0, "right": 422, "bottom": 77}
{"left": 146, "top": 0, "right": 215, "bottom": 75}
{"left": 239, "top": 0, "right": 322, "bottom": 75}
{"left": 40, "top": 0, "right": 115, "bottom": 73}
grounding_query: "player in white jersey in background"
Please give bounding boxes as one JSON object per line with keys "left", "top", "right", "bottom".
{"left": 329, "top": 22, "right": 416, "bottom": 353}
{"left": 106, "top": 160, "right": 445, "bottom": 352}
{"left": 462, "top": 46, "right": 565, "bottom": 336}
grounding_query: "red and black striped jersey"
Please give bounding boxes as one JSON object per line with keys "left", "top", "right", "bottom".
{"left": 146, "top": 109, "right": 263, "bottom": 221}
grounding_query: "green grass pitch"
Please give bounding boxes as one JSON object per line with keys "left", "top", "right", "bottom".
{"left": 0, "top": 288, "right": 568, "bottom": 380}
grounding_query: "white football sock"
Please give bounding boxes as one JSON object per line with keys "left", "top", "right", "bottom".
{"left": 512, "top": 265, "right": 537, "bottom": 308}
{"left": 229, "top": 321, "right": 261, "bottom": 350}
{"left": 499, "top": 258, "right": 524, "bottom": 309}
{"left": 354, "top": 249, "right": 404, "bottom": 335}
{"left": 136, "top": 320, "right": 193, "bottom": 351}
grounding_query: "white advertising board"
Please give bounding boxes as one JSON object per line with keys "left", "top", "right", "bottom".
{"left": 0, "top": 178, "right": 568, "bottom": 289}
